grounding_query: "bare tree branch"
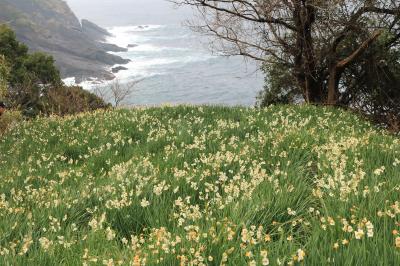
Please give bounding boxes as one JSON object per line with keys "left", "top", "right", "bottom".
{"left": 172, "top": 0, "right": 400, "bottom": 104}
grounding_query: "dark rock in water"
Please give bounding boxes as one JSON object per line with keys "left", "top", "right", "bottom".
{"left": 0, "top": 0, "right": 130, "bottom": 81}
{"left": 104, "top": 74, "right": 116, "bottom": 81}
{"left": 97, "top": 42, "right": 128, "bottom": 52}
{"left": 87, "top": 51, "right": 130, "bottom": 65}
{"left": 112, "top": 66, "right": 128, "bottom": 73}
{"left": 127, "top": 44, "right": 138, "bottom": 48}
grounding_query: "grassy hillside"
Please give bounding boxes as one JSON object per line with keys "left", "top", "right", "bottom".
{"left": 0, "top": 105, "right": 399, "bottom": 265}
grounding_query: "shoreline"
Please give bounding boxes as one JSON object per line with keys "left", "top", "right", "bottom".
{"left": 62, "top": 24, "right": 169, "bottom": 90}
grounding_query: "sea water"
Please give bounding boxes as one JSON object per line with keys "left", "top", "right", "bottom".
{"left": 65, "top": 0, "right": 264, "bottom": 106}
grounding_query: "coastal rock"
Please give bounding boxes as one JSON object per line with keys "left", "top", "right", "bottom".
{"left": 97, "top": 42, "right": 128, "bottom": 52}
{"left": 87, "top": 51, "right": 130, "bottom": 65}
{"left": 81, "top": 19, "right": 111, "bottom": 42}
{"left": 112, "top": 66, "right": 128, "bottom": 73}
{"left": 0, "top": 0, "right": 129, "bottom": 81}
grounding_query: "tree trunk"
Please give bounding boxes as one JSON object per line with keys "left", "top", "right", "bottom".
{"left": 327, "top": 31, "right": 382, "bottom": 105}
{"left": 306, "top": 77, "right": 323, "bottom": 103}
{"left": 293, "top": 0, "right": 322, "bottom": 104}
{"left": 327, "top": 66, "right": 342, "bottom": 105}
{"left": 295, "top": 71, "right": 322, "bottom": 104}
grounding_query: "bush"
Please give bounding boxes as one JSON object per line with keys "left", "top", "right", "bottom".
{"left": 0, "top": 25, "right": 109, "bottom": 117}
{"left": 0, "top": 109, "right": 22, "bottom": 135}
{"left": 256, "top": 61, "right": 301, "bottom": 107}
{"left": 42, "top": 86, "right": 111, "bottom": 116}
{"left": 0, "top": 55, "right": 9, "bottom": 100}
{"left": 340, "top": 37, "right": 400, "bottom": 132}
{"left": 257, "top": 40, "right": 400, "bottom": 132}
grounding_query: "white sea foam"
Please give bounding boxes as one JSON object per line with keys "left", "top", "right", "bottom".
{"left": 63, "top": 77, "right": 76, "bottom": 86}
{"left": 127, "top": 44, "right": 190, "bottom": 53}
{"left": 62, "top": 77, "right": 105, "bottom": 90}
{"left": 106, "top": 33, "right": 143, "bottom": 49}
{"left": 65, "top": 24, "right": 217, "bottom": 90}
{"left": 106, "top": 24, "right": 216, "bottom": 84}
{"left": 108, "top": 25, "right": 165, "bottom": 33}
{"left": 106, "top": 25, "right": 165, "bottom": 47}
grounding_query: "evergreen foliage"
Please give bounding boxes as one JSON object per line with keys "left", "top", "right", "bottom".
{"left": 0, "top": 25, "right": 109, "bottom": 117}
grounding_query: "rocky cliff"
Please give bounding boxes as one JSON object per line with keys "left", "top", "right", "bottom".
{"left": 0, "top": 0, "right": 129, "bottom": 82}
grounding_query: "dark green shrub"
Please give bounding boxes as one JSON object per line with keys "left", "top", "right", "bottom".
{"left": 43, "top": 86, "right": 111, "bottom": 116}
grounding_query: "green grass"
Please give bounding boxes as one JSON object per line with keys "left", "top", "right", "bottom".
{"left": 0, "top": 105, "right": 399, "bottom": 265}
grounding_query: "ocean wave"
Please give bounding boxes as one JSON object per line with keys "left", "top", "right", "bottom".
{"left": 105, "top": 25, "right": 165, "bottom": 47}
{"left": 117, "top": 58, "right": 180, "bottom": 72}
{"left": 106, "top": 34, "right": 144, "bottom": 49}
{"left": 180, "top": 55, "right": 216, "bottom": 64}
{"left": 65, "top": 23, "right": 219, "bottom": 90}
{"left": 126, "top": 44, "right": 190, "bottom": 53}
{"left": 111, "top": 54, "right": 215, "bottom": 81}
{"left": 108, "top": 25, "right": 165, "bottom": 33}
{"left": 62, "top": 77, "right": 77, "bottom": 87}
{"left": 62, "top": 77, "right": 108, "bottom": 90}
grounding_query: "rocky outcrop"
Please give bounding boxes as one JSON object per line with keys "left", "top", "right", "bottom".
{"left": 81, "top": 19, "right": 111, "bottom": 42}
{"left": 111, "top": 66, "right": 128, "bottom": 73}
{"left": 97, "top": 42, "right": 128, "bottom": 53}
{"left": 0, "top": 0, "right": 129, "bottom": 81}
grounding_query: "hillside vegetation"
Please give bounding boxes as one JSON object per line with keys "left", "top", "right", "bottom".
{"left": 0, "top": 106, "right": 399, "bottom": 265}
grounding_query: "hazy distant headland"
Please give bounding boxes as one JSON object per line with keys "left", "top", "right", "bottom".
{"left": 66, "top": 0, "right": 193, "bottom": 27}
{"left": 0, "top": 0, "right": 130, "bottom": 82}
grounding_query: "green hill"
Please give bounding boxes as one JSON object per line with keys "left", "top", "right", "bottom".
{"left": 0, "top": 106, "right": 399, "bottom": 265}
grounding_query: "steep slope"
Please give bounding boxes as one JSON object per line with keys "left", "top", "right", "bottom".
{"left": 0, "top": 106, "right": 399, "bottom": 265}
{"left": 0, "top": 0, "right": 129, "bottom": 81}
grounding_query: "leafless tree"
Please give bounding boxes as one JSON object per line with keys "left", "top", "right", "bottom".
{"left": 93, "top": 85, "right": 109, "bottom": 103}
{"left": 94, "top": 79, "right": 141, "bottom": 107}
{"left": 171, "top": 0, "right": 400, "bottom": 105}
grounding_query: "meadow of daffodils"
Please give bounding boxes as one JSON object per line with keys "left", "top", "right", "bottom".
{"left": 0, "top": 105, "right": 399, "bottom": 265}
